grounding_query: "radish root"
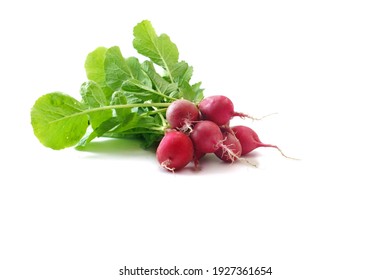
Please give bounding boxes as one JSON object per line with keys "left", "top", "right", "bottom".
{"left": 160, "top": 159, "right": 175, "bottom": 172}
{"left": 260, "top": 143, "right": 300, "bottom": 160}
{"left": 233, "top": 112, "right": 278, "bottom": 121}
{"left": 217, "top": 139, "right": 257, "bottom": 167}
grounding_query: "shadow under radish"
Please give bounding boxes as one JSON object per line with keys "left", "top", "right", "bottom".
{"left": 75, "top": 137, "right": 156, "bottom": 158}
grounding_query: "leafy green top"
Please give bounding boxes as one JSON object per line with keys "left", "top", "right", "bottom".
{"left": 31, "top": 20, "right": 204, "bottom": 150}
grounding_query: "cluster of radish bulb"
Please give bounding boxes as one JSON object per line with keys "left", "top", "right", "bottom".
{"left": 156, "top": 95, "right": 291, "bottom": 172}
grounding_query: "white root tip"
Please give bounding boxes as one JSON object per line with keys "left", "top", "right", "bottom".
{"left": 234, "top": 112, "right": 278, "bottom": 121}
{"left": 217, "top": 139, "right": 257, "bottom": 167}
{"left": 179, "top": 119, "right": 193, "bottom": 134}
{"left": 238, "top": 157, "right": 257, "bottom": 167}
{"left": 161, "top": 159, "right": 175, "bottom": 172}
{"left": 218, "top": 142, "right": 241, "bottom": 163}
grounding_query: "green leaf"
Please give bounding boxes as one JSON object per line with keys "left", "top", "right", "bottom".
{"left": 80, "top": 81, "right": 112, "bottom": 129}
{"left": 178, "top": 80, "right": 204, "bottom": 102}
{"left": 32, "top": 20, "right": 203, "bottom": 151}
{"left": 191, "top": 82, "right": 204, "bottom": 103}
{"left": 121, "top": 78, "right": 163, "bottom": 102}
{"left": 171, "top": 61, "right": 193, "bottom": 86}
{"left": 110, "top": 91, "right": 132, "bottom": 119}
{"left": 84, "top": 47, "right": 113, "bottom": 99}
{"left": 133, "top": 20, "right": 179, "bottom": 82}
{"left": 110, "top": 113, "right": 143, "bottom": 133}
{"left": 121, "top": 78, "right": 154, "bottom": 93}
{"left": 141, "top": 61, "right": 178, "bottom": 97}
{"left": 80, "top": 81, "right": 107, "bottom": 107}
{"left": 77, "top": 117, "right": 120, "bottom": 146}
{"left": 120, "top": 90, "right": 144, "bottom": 104}
{"left": 104, "top": 46, "right": 131, "bottom": 91}
{"left": 109, "top": 115, "right": 164, "bottom": 148}
{"left": 125, "top": 57, "right": 153, "bottom": 88}
{"left": 140, "top": 133, "right": 164, "bottom": 149}
{"left": 31, "top": 92, "right": 89, "bottom": 150}
{"left": 179, "top": 81, "right": 197, "bottom": 101}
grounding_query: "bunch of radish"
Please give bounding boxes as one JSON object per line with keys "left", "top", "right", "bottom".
{"left": 30, "top": 20, "right": 296, "bottom": 172}
{"left": 156, "top": 95, "right": 292, "bottom": 172}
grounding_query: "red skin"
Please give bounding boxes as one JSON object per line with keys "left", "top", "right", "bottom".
{"left": 190, "top": 120, "right": 223, "bottom": 153}
{"left": 198, "top": 95, "right": 248, "bottom": 126}
{"left": 214, "top": 131, "right": 242, "bottom": 162}
{"left": 156, "top": 131, "right": 194, "bottom": 172}
{"left": 166, "top": 99, "right": 200, "bottom": 130}
{"left": 193, "top": 148, "right": 205, "bottom": 169}
{"left": 232, "top": 125, "right": 293, "bottom": 159}
{"left": 231, "top": 125, "right": 261, "bottom": 155}
{"left": 199, "top": 95, "right": 234, "bottom": 126}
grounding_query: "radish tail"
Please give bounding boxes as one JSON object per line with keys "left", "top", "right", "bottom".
{"left": 233, "top": 112, "right": 278, "bottom": 121}
{"left": 259, "top": 143, "right": 300, "bottom": 160}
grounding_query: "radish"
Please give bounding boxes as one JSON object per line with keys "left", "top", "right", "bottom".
{"left": 156, "top": 130, "right": 194, "bottom": 172}
{"left": 193, "top": 148, "right": 205, "bottom": 169}
{"left": 190, "top": 120, "right": 223, "bottom": 153}
{"left": 198, "top": 95, "right": 251, "bottom": 126}
{"left": 166, "top": 99, "right": 199, "bottom": 132}
{"left": 232, "top": 125, "right": 295, "bottom": 159}
{"left": 214, "top": 130, "right": 242, "bottom": 163}
{"left": 190, "top": 120, "right": 243, "bottom": 165}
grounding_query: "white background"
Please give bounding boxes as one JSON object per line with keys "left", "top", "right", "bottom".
{"left": 1, "top": 0, "right": 389, "bottom": 279}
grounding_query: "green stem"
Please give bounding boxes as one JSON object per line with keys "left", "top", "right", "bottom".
{"left": 90, "top": 102, "right": 170, "bottom": 112}
{"left": 49, "top": 102, "right": 171, "bottom": 124}
{"left": 142, "top": 108, "right": 167, "bottom": 116}
{"left": 157, "top": 111, "right": 168, "bottom": 128}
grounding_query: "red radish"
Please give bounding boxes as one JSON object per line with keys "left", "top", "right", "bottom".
{"left": 193, "top": 149, "right": 205, "bottom": 169}
{"left": 198, "top": 95, "right": 251, "bottom": 126}
{"left": 190, "top": 120, "right": 223, "bottom": 153}
{"left": 166, "top": 99, "right": 199, "bottom": 131}
{"left": 156, "top": 130, "right": 194, "bottom": 172}
{"left": 214, "top": 131, "right": 242, "bottom": 163}
{"left": 232, "top": 125, "right": 294, "bottom": 159}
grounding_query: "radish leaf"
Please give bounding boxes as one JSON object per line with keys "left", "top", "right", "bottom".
{"left": 31, "top": 20, "right": 204, "bottom": 151}
{"left": 133, "top": 20, "right": 179, "bottom": 82}
{"left": 31, "top": 92, "right": 89, "bottom": 150}
{"left": 84, "top": 47, "right": 113, "bottom": 99}
{"left": 80, "top": 81, "right": 112, "bottom": 129}
{"left": 104, "top": 46, "right": 132, "bottom": 91}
